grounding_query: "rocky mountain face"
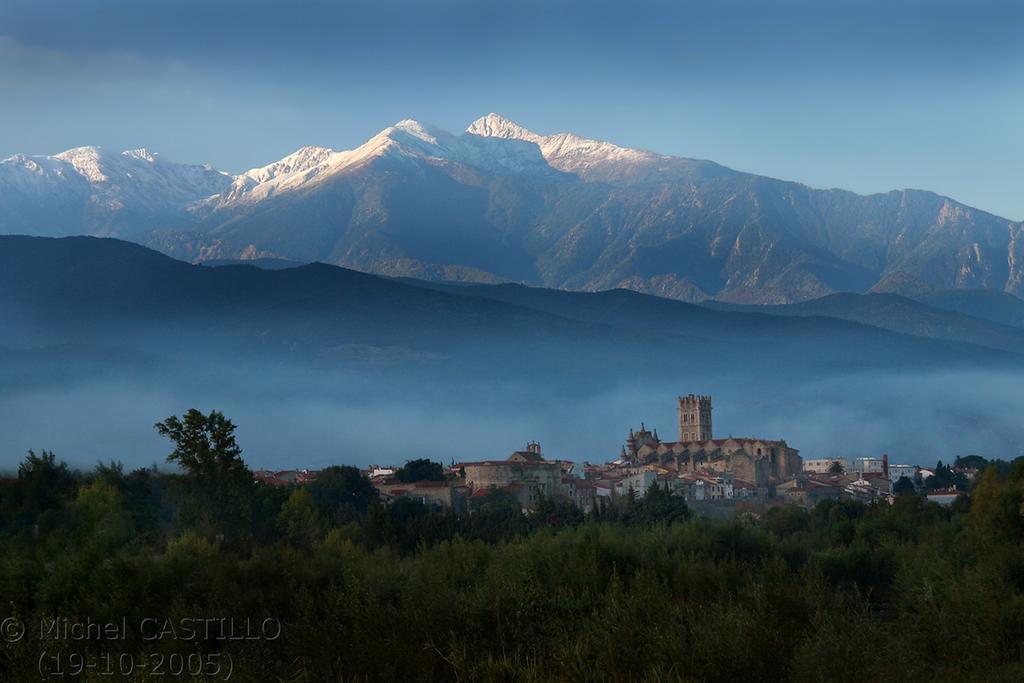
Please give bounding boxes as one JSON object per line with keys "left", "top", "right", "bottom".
{"left": 3, "top": 115, "right": 1022, "bottom": 304}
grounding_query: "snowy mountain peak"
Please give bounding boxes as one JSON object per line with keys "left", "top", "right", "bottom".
{"left": 466, "top": 114, "right": 541, "bottom": 143}
{"left": 196, "top": 113, "right": 692, "bottom": 214}
{"left": 54, "top": 145, "right": 103, "bottom": 159}
{"left": 54, "top": 146, "right": 109, "bottom": 183}
{"left": 390, "top": 119, "right": 440, "bottom": 145}
{"left": 123, "top": 148, "right": 158, "bottom": 163}
{"left": 393, "top": 118, "right": 428, "bottom": 133}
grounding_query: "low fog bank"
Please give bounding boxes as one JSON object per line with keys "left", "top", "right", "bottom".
{"left": 1, "top": 360, "right": 1021, "bottom": 473}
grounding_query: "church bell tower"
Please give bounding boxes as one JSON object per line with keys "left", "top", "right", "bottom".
{"left": 678, "top": 394, "right": 712, "bottom": 442}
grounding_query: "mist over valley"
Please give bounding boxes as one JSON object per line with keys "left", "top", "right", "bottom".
{"left": 1, "top": 236, "right": 1021, "bottom": 471}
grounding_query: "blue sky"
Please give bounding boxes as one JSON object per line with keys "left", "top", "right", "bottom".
{"left": 1, "top": 0, "right": 1022, "bottom": 219}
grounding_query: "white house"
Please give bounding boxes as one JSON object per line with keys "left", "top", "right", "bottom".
{"left": 888, "top": 464, "right": 917, "bottom": 484}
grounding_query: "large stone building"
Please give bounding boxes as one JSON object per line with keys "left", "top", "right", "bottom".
{"left": 620, "top": 395, "right": 802, "bottom": 486}
{"left": 374, "top": 479, "right": 470, "bottom": 512}
{"left": 456, "top": 443, "right": 572, "bottom": 510}
{"left": 459, "top": 457, "right": 562, "bottom": 493}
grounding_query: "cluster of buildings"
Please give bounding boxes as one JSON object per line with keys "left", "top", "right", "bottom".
{"left": 792, "top": 456, "right": 976, "bottom": 507}
{"left": 349, "top": 395, "right": 809, "bottom": 514}
{"left": 369, "top": 442, "right": 584, "bottom": 513}
{"left": 256, "top": 393, "right": 971, "bottom": 514}
{"left": 253, "top": 468, "right": 319, "bottom": 487}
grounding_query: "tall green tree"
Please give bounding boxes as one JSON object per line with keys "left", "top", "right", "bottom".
{"left": 395, "top": 458, "right": 445, "bottom": 483}
{"left": 637, "top": 482, "right": 690, "bottom": 525}
{"left": 969, "top": 465, "right": 1024, "bottom": 542}
{"left": 893, "top": 476, "right": 915, "bottom": 495}
{"left": 307, "top": 465, "right": 378, "bottom": 523}
{"left": 70, "top": 480, "right": 132, "bottom": 551}
{"left": 954, "top": 454, "right": 988, "bottom": 469}
{"left": 279, "top": 488, "right": 324, "bottom": 548}
{"left": 154, "top": 409, "right": 246, "bottom": 477}
{"left": 14, "top": 450, "right": 77, "bottom": 521}
{"left": 155, "top": 410, "right": 255, "bottom": 543}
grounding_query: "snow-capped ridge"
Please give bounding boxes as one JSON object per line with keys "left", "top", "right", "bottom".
{"left": 0, "top": 144, "right": 233, "bottom": 233}
{"left": 206, "top": 112, "right": 684, "bottom": 209}
{"left": 0, "top": 112, "right": 709, "bottom": 229}
{"left": 391, "top": 119, "right": 438, "bottom": 144}
{"left": 238, "top": 145, "right": 337, "bottom": 184}
{"left": 122, "top": 148, "right": 158, "bottom": 163}
{"left": 466, "top": 113, "right": 541, "bottom": 143}
{"left": 54, "top": 146, "right": 109, "bottom": 183}
{"left": 466, "top": 113, "right": 668, "bottom": 181}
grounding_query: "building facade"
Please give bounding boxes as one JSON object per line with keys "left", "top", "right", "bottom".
{"left": 804, "top": 458, "right": 850, "bottom": 474}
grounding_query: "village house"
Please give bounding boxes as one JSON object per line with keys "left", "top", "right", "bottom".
{"left": 888, "top": 463, "right": 918, "bottom": 484}
{"left": 602, "top": 470, "right": 654, "bottom": 498}
{"left": 373, "top": 479, "right": 469, "bottom": 513}
{"left": 776, "top": 476, "right": 844, "bottom": 507}
{"left": 850, "top": 456, "right": 886, "bottom": 475}
{"left": 844, "top": 474, "right": 891, "bottom": 502}
{"left": 253, "top": 469, "right": 319, "bottom": 487}
{"left": 366, "top": 465, "right": 397, "bottom": 480}
{"left": 454, "top": 442, "right": 583, "bottom": 512}
{"left": 561, "top": 477, "right": 598, "bottom": 513}
{"left": 803, "top": 458, "right": 849, "bottom": 474}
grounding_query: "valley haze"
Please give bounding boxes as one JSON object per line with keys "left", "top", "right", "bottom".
{"left": 0, "top": 234, "right": 1022, "bottom": 470}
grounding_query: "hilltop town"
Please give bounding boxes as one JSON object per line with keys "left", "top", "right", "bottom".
{"left": 255, "top": 394, "right": 975, "bottom": 515}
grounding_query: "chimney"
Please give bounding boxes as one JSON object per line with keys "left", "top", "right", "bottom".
{"left": 882, "top": 453, "right": 889, "bottom": 479}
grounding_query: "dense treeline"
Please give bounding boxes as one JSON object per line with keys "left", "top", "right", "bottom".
{"left": 1, "top": 411, "right": 1023, "bottom": 681}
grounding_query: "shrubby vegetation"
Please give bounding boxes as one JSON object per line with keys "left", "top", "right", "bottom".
{"left": 1, "top": 412, "right": 1023, "bottom": 681}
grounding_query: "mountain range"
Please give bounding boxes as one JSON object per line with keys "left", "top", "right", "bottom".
{"left": 2, "top": 114, "right": 1022, "bottom": 305}
{"left": 5, "top": 234, "right": 1022, "bottom": 399}
{"left": 9, "top": 235, "right": 1015, "bottom": 365}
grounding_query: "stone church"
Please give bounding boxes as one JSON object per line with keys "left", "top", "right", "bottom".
{"left": 621, "top": 395, "right": 802, "bottom": 486}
